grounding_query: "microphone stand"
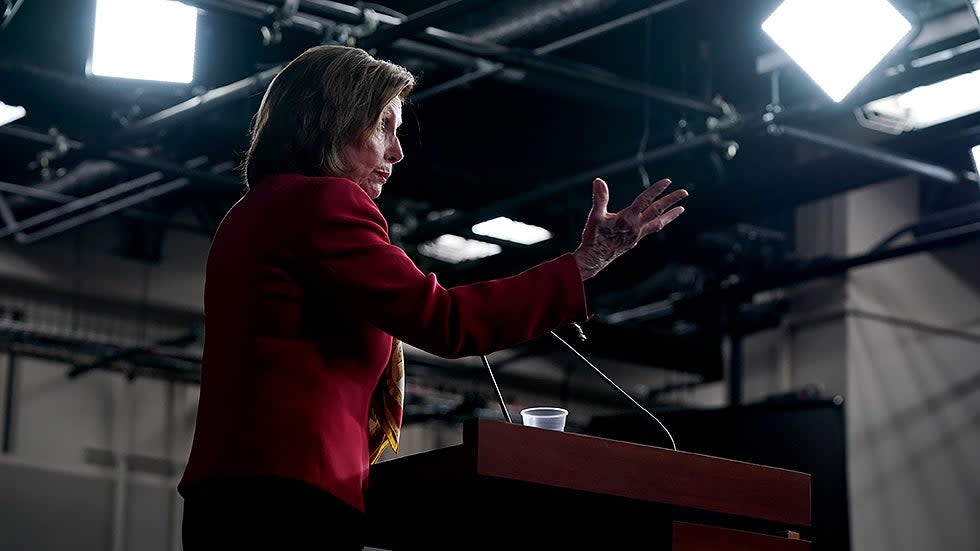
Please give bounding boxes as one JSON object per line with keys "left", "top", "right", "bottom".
{"left": 481, "top": 354, "right": 512, "bottom": 423}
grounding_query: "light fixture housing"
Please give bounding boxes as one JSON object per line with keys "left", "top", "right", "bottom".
{"left": 471, "top": 217, "right": 552, "bottom": 245}
{"left": 856, "top": 69, "right": 980, "bottom": 134}
{"left": 90, "top": 0, "right": 198, "bottom": 84}
{"left": 762, "top": 0, "right": 913, "bottom": 102}
{"left": 418, "top": 234, "right": 502, "bottom": 264}
{"left": 0, "top": 101, "right": 26, "bottom": 127}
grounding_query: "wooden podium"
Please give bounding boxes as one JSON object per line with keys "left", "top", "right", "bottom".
{"left": 365, "top": 418, "right": 811, "bottom": 550}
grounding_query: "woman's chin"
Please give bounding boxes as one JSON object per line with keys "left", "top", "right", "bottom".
{"left": 359, "top": 182, "right": 384, "bottom": 199}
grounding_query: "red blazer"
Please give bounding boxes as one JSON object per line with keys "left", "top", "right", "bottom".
{"left": 178, "top": 174, "right": 589, "bottom": 511}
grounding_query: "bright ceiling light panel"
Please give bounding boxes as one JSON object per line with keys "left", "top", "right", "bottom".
{"left": 91, "top": 0, "right": 198, "bottom": 83}
{"left": 762, "top": 0, "right": 913, "bottom": 102}
{"left": 972, "top": 1, "right": 980, "bottom": 22}
{"left": 471, "top": 217, "right": 553, "bottom": 245}
{"left": 418, "top": 234, "right": 502, "bottom": 264}
{"left": 0, "top": 101, "right": 26, "bottom": 127}
{"left": 859, "top": 69, "right": 980, "bottom": 132}
{"left": 972, "top": 145, "right": 980, "bottom": 176}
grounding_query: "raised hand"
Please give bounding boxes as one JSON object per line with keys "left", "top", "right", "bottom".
{"left": 573, "top": 177, "right": 688, "bottom": 281}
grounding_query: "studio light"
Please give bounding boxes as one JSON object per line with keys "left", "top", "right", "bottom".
{"left": 971, "top": 145, "right": 980, "bottom": 176}
{"left": 90, "top": 0, "right": 198, "bottom": 83}
{"left": 857, "top": 69, "right": 980, "bottom": 133}
{"left": 762, "top": 0, "right": 913, "bottom": 102}
{"left": 418, "top": 235, "right": 502, "bottom": 264}
{"left": 0, "top": 101, "right": 26, "bottom": 127}
{"left": 471, "top": 217, "right": 552, "bottom": 245}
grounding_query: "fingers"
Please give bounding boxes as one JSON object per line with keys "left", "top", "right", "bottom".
{"left": 591, "top": 178, "right": 609, "bottom": 217}
{"left": 639, "top": 189, "right": 689, "bottom": 224}
{"left": 628, "top": 178, "right": 672, "bottom": 215}
{"left": 640, "top": 206, "right": 685, "bottom": 238}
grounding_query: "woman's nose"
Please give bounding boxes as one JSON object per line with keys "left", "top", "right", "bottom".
{"left": 386, "top": 137, "right": 404, "bottom": 164}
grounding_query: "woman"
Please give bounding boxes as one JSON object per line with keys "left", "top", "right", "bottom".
{"left": 178, "top": 45, "right": 687, "bottom": 550}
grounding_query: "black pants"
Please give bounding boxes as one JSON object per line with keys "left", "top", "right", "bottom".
{"left": 181, "top": 475, "right": 366, "bottom": 550}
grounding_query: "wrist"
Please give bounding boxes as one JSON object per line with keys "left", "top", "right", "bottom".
{"left": 573, "top": 249, "right": 601, "bottom": 281}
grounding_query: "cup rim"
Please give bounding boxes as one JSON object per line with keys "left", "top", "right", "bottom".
{"left": 519, "top": 406, "right": 569, "bottom": 417}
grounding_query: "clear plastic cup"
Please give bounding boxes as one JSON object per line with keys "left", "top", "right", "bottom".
{"left": 520, "top": 407, "right": 569, "bottom": 431}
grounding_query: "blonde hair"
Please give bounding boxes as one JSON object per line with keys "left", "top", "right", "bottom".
{"left": 243, "top": 45, "right": 415, "bottom": 188}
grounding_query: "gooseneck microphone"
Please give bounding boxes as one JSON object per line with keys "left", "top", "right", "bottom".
{"left": 479, "top": 324, "right": 677, "bottom": 450}
{"left": 550, "top": 324, "right": 677, "bottom": 451}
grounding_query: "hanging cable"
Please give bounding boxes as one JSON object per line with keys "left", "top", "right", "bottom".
{"left": 636, "top": 14, "right": 653, "bottom": 189}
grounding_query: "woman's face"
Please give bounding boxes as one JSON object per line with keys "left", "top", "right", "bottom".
{"left": 344, "top": 97, "right": 404, "bottom": 199}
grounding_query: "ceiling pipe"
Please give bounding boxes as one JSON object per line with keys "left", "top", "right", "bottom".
{"left": 460, "top": 0, "right": 618, "bottom": 45}
{"left": 147, "top": 0, "right": 714, "bottom": 149}
{"left": 184, "top": 0, "right": 326, "bottom": 33}
{"left": 770, "top": 124, "right": 967, "bottom": 185}
{"left": 404, "top": 31, "right": 723, "bottom": 117}
{"left": 415, "top": 0, "right": 697, "bottom": 102}
{"left": 291, "top": 0, "right": 722, "bottom": 116}
{"left": 0, "top": 157, "right": 208, "bottom": 240}
{"left": 605, "top": 219, "right": 980, "bottom": 325}
{"left": 356, "top": 0, "right": 491, "bottom": 50}
{"left": 0, "top": 125, "right": 241, "bottom": 195}
{"left": 118, "top": 0, "right": 490, "bottom": 145}
{"left": 0, "top": 0, "right": 25, "bottom": 32}
{"left": 15, "top": 160, "right": 236, "bottom": 244}
{"left": 109, "top": 64, "right": 284, "bottom": 145}
{"left": 1, "top": 160, "right": 126, "bottom": 216}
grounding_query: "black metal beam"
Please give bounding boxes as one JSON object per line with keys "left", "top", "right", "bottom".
{"left": 0, "top": 0, "right": 25, "bottom": 32}
{"left": 289, "top": 0, "right": 723, "bottom": 116}
{"left": 413, "top": 29, "right": 724, "bottom": 117}
{"left": 126, "top": 0, "right": 494, "bottom": 146}
{"left": 68, "top": 328, "right": 200, "bottom": 380}
{"left": 414, "top": 0, "right": 696, "bottom": 102}
{"left": 101, "top": 152, "right": 240, "bottom": 192}
{"left": 771, "top": 125, "right": 968, "bottom": 185}
{"left": 129, "top": 0, "right": 486, "bottom": 144}
{"left": 152, "top": 0, "right": 718, "bottom": 157}
{"left": 0, "top": 180, "right": 213, "bottom": 236}
{"left": 182, "top": 0, "right": 325, "bottom": 34}
{"left": 110, "top": 65, "right": 283, "bottom": 144}
{"left": 724, "top": 303, "right": 743, "bottom": 407}
{"left": 0, "top": 125, "right": 242, "bottom": 195}
{"left": 607, "top": 220, "right": 980, "bottom": 325}
{"left": 2, "top": 350, "right": 15, "bottom": 453}
{"left": 356, "top": 0, "right": 488, "bottom": 51}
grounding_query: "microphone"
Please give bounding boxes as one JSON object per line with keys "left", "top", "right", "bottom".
{"left": 480, "top": 354, "right": 513, "bottom": 423}
{"left": 550, "top": 323, "right": 677, "bottom": 451}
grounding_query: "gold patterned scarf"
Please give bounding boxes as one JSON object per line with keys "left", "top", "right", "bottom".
{"left": 368, "top": 338, "right": 405, "bottom": 464}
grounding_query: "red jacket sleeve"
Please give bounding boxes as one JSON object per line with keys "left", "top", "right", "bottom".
{"left": 304, "top": 178, "right": 589, "bottom": 358}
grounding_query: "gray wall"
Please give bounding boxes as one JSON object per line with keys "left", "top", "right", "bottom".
{"left": 844, "top": 179, "right": 980, "bottom": 551}
{"left": 0, "top": 459, "right": 176, "bottom": 551}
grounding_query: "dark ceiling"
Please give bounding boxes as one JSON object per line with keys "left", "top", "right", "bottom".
{"left": 2, "top": 0, "right": 979, "bottom": 380}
